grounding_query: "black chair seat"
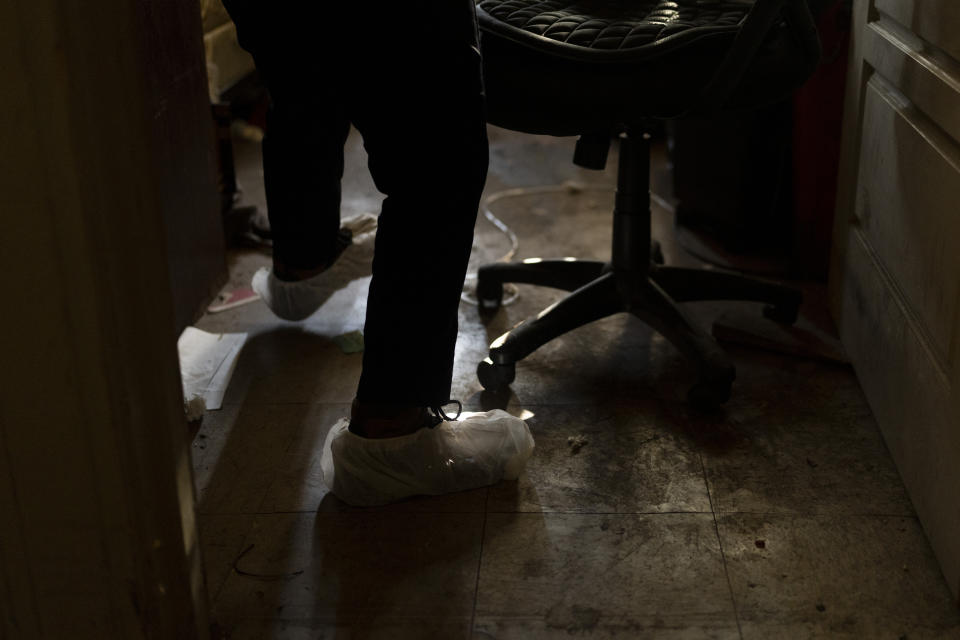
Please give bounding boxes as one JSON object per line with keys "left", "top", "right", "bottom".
{"left": 477, "top": 0, "right": 819, "bottom": 135}
{"left": 477, "top": 0, "right": 748, "bottom": 61}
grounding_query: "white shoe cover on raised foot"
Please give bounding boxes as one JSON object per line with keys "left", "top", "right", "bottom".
{"left": 252, "top": 213, "right": 377, "bottom": 321}
{"left": 252, "top": 267, "right": 332, "bottom": 321}
{"left": 320, "top": 410, "right": 534, "bottom": 506}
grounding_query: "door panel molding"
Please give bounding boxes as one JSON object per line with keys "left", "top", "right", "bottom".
{"left": 832, "top": 0, "right": 960, "bottom": 604}
{"left": 865, "top": 17, "right": 960, "bottom": 142}
{"left": 854, "top": 75, "right": 960, "bottom": 372}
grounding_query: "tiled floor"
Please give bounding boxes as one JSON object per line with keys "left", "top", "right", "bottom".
{"left": 195, "top": 126, "right": 960, "bottom": 639}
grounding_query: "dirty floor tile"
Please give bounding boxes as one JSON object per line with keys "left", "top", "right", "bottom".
{"left": 719, "top": 513, "right": 960, "bottom": 639}
{"left": 474, "top": 512, "right": 738, "bottom": 638}
{"left": 221, "top": 617, "right": 473, "bottom": 640}
{"left": 255, "top": 403, "right": 347, "bottom": 514}
{"left": 195, "top": 403, "right": 312, "bottom": 515}
{"left": 220, "top": 329, "right": 363, "bottom": 406}
{"left": 486, "top": 405, "right": 711, "bottom": 514}
{"left": 213, "top": 511, "right": 484, "bottom": 628}
{"left": 701, "top": 376, "right": 913, "bottom": 516}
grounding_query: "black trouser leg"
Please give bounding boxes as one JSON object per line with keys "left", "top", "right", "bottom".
{"left": 262, "top": 92, "right": 350, "bottom": 271}
{"left": 224, "top": 0, "right": 488, "bottom": 406}
{"left": 222, "top": 2, "right": 351, "bottom": 271}
{"left": 353, "top": 2, "right": 488, "bottom": 406}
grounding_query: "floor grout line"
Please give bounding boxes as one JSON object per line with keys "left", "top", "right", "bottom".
{"left": 710, "top": 511, "right": 919, "bottom": 518}
{"left": 700, "top": 452, "right": 743, "bottom": 640}
{"left": 197, "top": 509, "right": 921, "bottom": 519}
{"left": 215, "top": 400, "right": 693, "bottom": 408}
{"left": 198, "top": 508, "right": 720, "bottom": 517}
{"left": 470, "top": 487, "right": 491, "bottom": 634}
{"left": 482, "top": 509, "right": 715, "bottom": 515}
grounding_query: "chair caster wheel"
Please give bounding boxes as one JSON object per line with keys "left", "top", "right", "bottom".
{"left": 687, "top": 377, "right": 732, "bottom": 410}
{"left": 477, "top": 357, "right": 515, "bottom": 391}
{"left": 476, "top": 277, "right": 504, "bottom": 313}
{"left": 763, "top": 302, "right": 799, "bottom": 325}
{"left": 651, "top": 240, "right": 665, "bottom": 265}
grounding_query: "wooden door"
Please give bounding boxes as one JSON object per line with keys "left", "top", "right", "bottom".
{"left": 830, "top": 0, "right": 960, "bottom": 603}
{"left": 1, "top": 1, "right": 215, "bottom": 636}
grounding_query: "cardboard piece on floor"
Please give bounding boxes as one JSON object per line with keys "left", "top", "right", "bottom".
{"left": 177, "top": 327, "right": 248, "bottom": 411}
{"left": 712, "top": 309, "right": 848, "bottom": 364}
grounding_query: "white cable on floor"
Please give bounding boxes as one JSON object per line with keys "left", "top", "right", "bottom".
{"left": 461, "top": 181, "right": 677, "bottom": 306}
{"left": 461, "top": 181, "right": 611, "bottom": 306}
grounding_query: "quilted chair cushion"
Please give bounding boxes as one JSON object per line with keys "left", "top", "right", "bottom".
{"left": 477, "top": 0, "right": 750, "bottom": 61}
{"left": 476, "top": 0, "right": 818, "bottom": 135}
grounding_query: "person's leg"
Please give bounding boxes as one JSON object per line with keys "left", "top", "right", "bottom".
{"left": 227, "top": 0, "right": 491, "bottom": 436}
{"left": 346, "top": 0, "right": 489, "bottom": 434}
{"left": 224, "top": 2, "right": 356, "bottom": 320}
{"left": 222, "top": 1, "right": 350, "bottom": 277}
{"left": 261, "top": 87, "right": 350, "bottom": 278}
{"left": 250, "top": 79, "right": 358, "bottom": 320}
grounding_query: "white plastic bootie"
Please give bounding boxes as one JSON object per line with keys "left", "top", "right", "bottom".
{"left": 320, "top": 409, "right": 534, "bottom": 506}
{"left": 252, "top": 213, "right": 377, "bottom": 321}
{"left": 253, "top": 266, "right": 335, "bottom": 321}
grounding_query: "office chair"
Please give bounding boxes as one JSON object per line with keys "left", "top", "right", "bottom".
{"left": 473, "top": 0, "right": 821, "bottom": 407}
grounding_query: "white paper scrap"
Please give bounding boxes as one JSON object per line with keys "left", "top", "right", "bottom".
{"left": 177, "top": 327, "right": 248, "bottom": 412}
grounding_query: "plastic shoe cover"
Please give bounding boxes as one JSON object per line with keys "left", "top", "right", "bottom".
{"left": 252, "top": 213, "right": 377, "bottom": 321}
{"left": 252, "top": 267, "right": 332, "bottom": 321}
{"left": 320, "top": 409, "right": 534, "bottom": 506}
